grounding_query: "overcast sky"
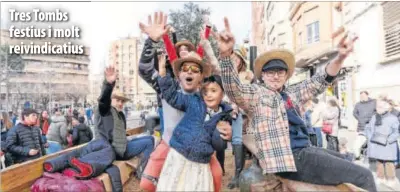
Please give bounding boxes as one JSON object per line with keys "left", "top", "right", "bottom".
{"left": 1, "top": 2, "right": 251, "bottom": 74}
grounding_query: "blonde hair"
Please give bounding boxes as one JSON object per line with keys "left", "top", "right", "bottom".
{"left": 1, "top": 112, "right": 13, "bottom": 130}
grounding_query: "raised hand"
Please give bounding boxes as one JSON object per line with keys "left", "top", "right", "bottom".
{"left": 105, "top": 65, "right": 118, "bottom": 84}
{"left": 139, "top": 11, "right": 171, "bottom": 42}
{"left": 337, "top": 32, "right": 358, "bottom": 61}
{"left": 213, "top": 17, "right": 235, "bottom": 57}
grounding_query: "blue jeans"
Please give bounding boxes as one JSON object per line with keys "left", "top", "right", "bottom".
{"left": 232, "top": 113, "right": 243, "bottom": 145}
{"left": 158, "top": 107, "right": 164, "bottom": 136}
{"left": 313, "top": 127, "right": 323, "bottom": 148}
{"left": 87, "top": 116, "right": 94, "bottom": 125}
{"left": 120, "top": 136, "right": 154, "bottom": 161}
{"left": 46, "top": 141, "right": 63, "bottom": 154}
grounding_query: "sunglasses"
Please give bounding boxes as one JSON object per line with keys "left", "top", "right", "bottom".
{"left": 181, "top": 64, "right": 202, "bottom": 73}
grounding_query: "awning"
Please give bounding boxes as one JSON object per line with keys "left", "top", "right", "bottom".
{"left": 296, "top": 49, "right": 339, "bottom": 68}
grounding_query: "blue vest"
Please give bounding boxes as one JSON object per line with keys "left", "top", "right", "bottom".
{"left": 280, "top": 92, "right": 310, "bottom": 150}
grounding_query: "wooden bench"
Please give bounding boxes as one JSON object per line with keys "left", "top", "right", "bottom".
{"left": 1, "top": 125, "right": 144, "bottom": 192}
{"left": 97, "top": 158, "right": 139, "bottom": 191}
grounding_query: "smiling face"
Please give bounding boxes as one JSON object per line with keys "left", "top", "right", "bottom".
{"left": 202, "top": 82, "right": 224, "bottom": 111}
{"left": 178, "top": 62, "right": 203, "bottom": 93}
{"left": 261, "top": 68, "right": 288, "bottom": 91}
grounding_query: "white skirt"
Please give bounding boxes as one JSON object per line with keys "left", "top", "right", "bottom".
{"left": 156, "top": 148, "right": 214, "bottom": 191}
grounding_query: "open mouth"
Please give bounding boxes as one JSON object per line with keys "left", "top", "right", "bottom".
{"left": 185, "top": 77, "right": 193, "bottom": 82}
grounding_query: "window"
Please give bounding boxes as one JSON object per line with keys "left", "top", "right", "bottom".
{"left": 307, "top": 21, "right": 320, "bottom": 44}
{"left": 279, "top": 43, "right": 286, "bottom": 48}
{"left": 129, "top": 70, "right": 134, "bottom": 75}
{"left": 382, "top": 2, "right": 400, "bottom": 59}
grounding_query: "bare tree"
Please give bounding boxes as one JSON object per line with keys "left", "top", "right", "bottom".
{"left": 8, "top": 82, "right": 25, "bottom": 112}
{"left": 66, "top": 83, "right": 89, "bottom": 107}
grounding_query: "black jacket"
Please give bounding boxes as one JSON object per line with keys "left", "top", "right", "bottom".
{"left": 138, "top": 38, "right": 175, "bottom": 108}
{"left": 72, "top": 124, "right": 93, "bottom": 145}
{"left": 94, "top": 80, "right": 127, "bottom": 143}
{"left": 5, "top": 123, "right": 46, "bottom": 163}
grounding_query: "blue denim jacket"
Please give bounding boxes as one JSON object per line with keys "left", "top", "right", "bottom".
{"left": 158, "top": 74, "right": 232, "bottom": 163}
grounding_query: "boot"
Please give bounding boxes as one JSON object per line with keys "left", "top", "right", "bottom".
{"left": 228, "top": 144, "right": 245, "bottom": 189}
{"left": 216, "top": 149, "right": 225, "bottom": 176}
{"left": 135, "top": 156, "right": 149, "bottom": 180}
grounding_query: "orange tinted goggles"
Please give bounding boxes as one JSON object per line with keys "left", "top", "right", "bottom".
{"left": 181, "top": 65, "right": 202, "bottom": 73}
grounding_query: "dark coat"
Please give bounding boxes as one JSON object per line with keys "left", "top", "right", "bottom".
{"left": 138, "top": 38, "right": 175, "bottom": 108}
{"left": 72, "top": 124, "right": 93, "bottom": 145}
{"left": 5, "top": 123, "right": 46, "bottom": 163}
{"left": 353, "top": 99, "right": 376, "bottom": 132}
{"left": 94, "top": 80, "right": 127, "bottom": 143}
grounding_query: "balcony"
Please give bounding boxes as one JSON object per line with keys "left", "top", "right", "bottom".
{"left": 295, "top": 40, "right": 337, "bottom": 68}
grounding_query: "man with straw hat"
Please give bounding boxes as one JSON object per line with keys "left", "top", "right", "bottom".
{"left": 214, "top": 17, "right": 376, "bottom": 191}
{"left": 94, "top": 65, "right": 155, "bottom": 180}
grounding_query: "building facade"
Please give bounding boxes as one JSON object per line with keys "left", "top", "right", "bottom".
{"left": 108, "top": 36, "right": 156, "bottom": 108}
{"left": 263, "top": 2, "right": 293, "bottom": 51}
{"left": 251, "top": 2, "right": 267, "bottom": 53}
{"left": 88, "top": 73, "right": 104, "bottom": 105}
{"left": 336, "top": 2, "right": 400, "bottom": 130}
{"left": 0, "top": 29, "right": 90, "bottom": 112}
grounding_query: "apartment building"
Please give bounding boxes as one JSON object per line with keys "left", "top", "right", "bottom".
{"left": 108, "top": 36, "right": 156, "bottom": 106}
{"left": 251, "top": 2, "right": 267, "bottom": 53}
{"left": 0, "top": 29, "right": 90, "bottom": 111}
{"left": 88, "top": 73, "right": 104, "bottom": 105}
{"left": 340, "top": 2, "right": 400, "bottom": 99}
{"left": 263, "top": 2, "right": 293, "bottom": 50}
{"left": 334, "top": 2, "right": 400, "bottom": 130}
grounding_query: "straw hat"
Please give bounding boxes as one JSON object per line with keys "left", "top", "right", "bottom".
{"left": 175, "top": 40, "right": 195, "bottom": 52}
{"left": 112, "top": 89, "right": 130, "bottom": 102}
{"left": 173, "top": 51, "right": 211, "bottom": 77}
{"left": 254, "top": 49, "right": 295, "bottom": 80}
{"left": 233, "top": 49, "right": 249, "bottom": 72}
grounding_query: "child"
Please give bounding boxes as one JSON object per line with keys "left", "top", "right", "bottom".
{"left": 339, "top": 137, "right": 355, "bottom": 162}
{"left": 156, "top": 52, "right": 232, "bottom": 191}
